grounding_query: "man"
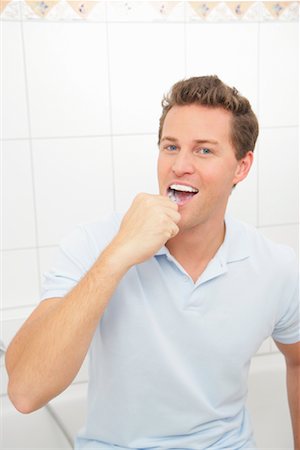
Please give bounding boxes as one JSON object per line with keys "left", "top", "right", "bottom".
{"left": 6, "top": 76, "right": 299, "bottom": 449}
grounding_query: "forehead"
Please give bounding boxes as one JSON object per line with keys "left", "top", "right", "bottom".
{"left": 162, "top": 104, "right": 233, "bottom": 143}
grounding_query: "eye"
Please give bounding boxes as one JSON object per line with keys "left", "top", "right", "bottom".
{"left": 166, "top": 144, "right": 177, "bottom": 151}
{"left": 197, "top": 147, "right": 211, "bottom": 155}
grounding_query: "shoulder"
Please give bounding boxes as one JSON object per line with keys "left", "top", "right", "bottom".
{"left": 227, "top": 216, "right": 297, "bottom": 273}
{"left": 80, "top": 211, "right": 122, "bottom": 243}
{"left": 247, "top": 222, "right": 295, "bottom": 265}
{"left": 60, "top": 211, "right": 123, "bottom": 259}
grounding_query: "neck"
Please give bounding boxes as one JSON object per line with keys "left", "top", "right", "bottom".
{"left": 166, "top": 217, "right": 226, "bottom": 282}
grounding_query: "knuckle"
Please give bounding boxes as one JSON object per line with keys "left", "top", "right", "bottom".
{"left": 174, "top": 212, "right": 181, "bottom": 223}
{"left": 136, "top": 192, "right": 146, "bottom": 201}
{"left": 134, "top": 192, "right": 152, "bottom": 206}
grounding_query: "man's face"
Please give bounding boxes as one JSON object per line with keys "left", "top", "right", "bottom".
{"left": 157, "top": 103, "right": 253, "bottom": 232}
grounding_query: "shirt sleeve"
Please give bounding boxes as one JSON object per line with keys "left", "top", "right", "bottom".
{"left": 271, "top": 255, "right": 300, "bottom": 344}
{"left": 40, "top": 213, "right": 122, "bottom": 302}
{"left": 40, "top": 225, "right": 96, "bottom": 301}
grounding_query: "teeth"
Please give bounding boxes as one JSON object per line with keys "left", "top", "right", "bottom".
{"left": 168, "top": 190, "right": 178, "bottom": 203}
{"left": 169, "top": 184, "right": 198, "bottom": 193}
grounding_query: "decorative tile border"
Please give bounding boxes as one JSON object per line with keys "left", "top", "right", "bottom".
{"left": 0, "top": 1, "right": 299, "bottom": 22}
{"left": 25, "top": 0, "right": 59, "bottom": 17}
{"left": 187, "top": 1, "right": 299, "bottom": 21}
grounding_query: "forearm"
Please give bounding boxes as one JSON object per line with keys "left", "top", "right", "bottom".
{"left": 6, "top": 248, "right": 128, "bottom": 414}
{"left": 6, "top": 194, "right": 180, "bottom": 414}
{"left": 286, "top": 363, "right": 300, "bottom": 449}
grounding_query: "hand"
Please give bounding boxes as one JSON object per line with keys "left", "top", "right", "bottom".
{"left": 106, "top": 193, "right": 181, "bottom": 268}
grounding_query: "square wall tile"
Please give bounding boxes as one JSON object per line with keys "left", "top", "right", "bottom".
{"left": 259, "top": 23, "right": 298, "bottom": 127}
{"left": 258, "top": 224, "right": 299, "bottom": 258}
{"left": 186, "top": 23, "right": 259, "bottom": 114}
{"left": 32, "top": 137, "right": 114, "bottom": 246}
{"left": 2, "top": 22, "right": 29, "bottom": 139}
{"left": 2, "top": 249, "right": 40, "bottom": 309}
{"left": 108, "top": 23, "right": 185, "bottom": 135}
{"left": 258, "top": 127, "right": 298, "bottom": 226}
{"left": 113, "top": 134, "right": 159, "bottom": 213}
{"left": 2, "top": 140, "right": 37, "bottom": 250}
{"left": 226, "top": 152, "right": 258, "bottom": 226}
{"left": 23, "top": 22, "right": 110, "bottom": 138}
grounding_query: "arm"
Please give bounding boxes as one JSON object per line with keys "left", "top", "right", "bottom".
{"left": 275, "top": 340, "right": 300, "bottom": 450}
{"left": 6, "top": 194, "right": 180, "bottom": 414}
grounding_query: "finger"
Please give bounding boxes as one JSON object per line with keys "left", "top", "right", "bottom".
{"left": 169, "top": 224, "right": 179, "bottom": 239}
{"left": 165, "top": 209, "right": 181, "bottom": 224}
{"left": 157, "top": 194, "right": 179, "bottom": 208}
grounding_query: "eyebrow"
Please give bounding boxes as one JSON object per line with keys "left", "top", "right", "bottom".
{"left": 160, "top": 136, "right": 219, "bottom": 145}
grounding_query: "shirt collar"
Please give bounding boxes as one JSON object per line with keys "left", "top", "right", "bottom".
{"left": 222, "top": 214, "right": 251, "bottom": 264}
{"left": 155, "top": 214, "right": 251, "bottom": 265}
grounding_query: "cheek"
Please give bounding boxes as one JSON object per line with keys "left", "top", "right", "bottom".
{"left": 157, "top": 156, "right": 169, "bottom": 180}
{"left": 197, "top": 164, "right": 220, "bottom": 184}
{"left": 199, "top": 162, "right": 237, "bottom": 189}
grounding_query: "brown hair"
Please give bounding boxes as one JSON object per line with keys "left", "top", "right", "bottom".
{"left": 158, "top": 75, "right": 259, "bottom": 160}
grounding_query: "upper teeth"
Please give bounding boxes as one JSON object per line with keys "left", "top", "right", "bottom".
{"left": 170, "top": 184, "right": 198, "bottom": 193}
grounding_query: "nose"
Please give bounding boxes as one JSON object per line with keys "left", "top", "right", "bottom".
{"left": 172, "top": 150, "right": 195, "bottom": 177}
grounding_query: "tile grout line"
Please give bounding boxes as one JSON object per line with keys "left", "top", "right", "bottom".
{"left": 1, "top": 132, "right": 158, "bottom": 141}
{"left": 0, "top": 16, "right": 4, "bottom": 313}
{"left": 19, "top": 9, "right": 42, "bottom": 296}
{"left": 256, "top": 21, "right": 261, "bottom": 229}
{"left": 2, "top": 246, "right": 59, "bottom": 252}
{"left": 2, "top": 20, "right": 298, "bottom": 24}
{"left": 1, "top": 304, "right": 40, "bottom": 313}
{"left": 105, "top": 1, "right": 117, "bottom": 212}
{"left": 1, "top": 125, "right": 298, "bottom": 143}
{"left": 183, "top": 1, "right": 187, "bottom": 77}
{"left": 1, "top": 17, "right": 299, "bottom": 25}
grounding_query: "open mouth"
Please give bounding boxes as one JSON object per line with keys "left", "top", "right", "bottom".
{"left": 167, "top": 183, "right": 199, "bottom": 206}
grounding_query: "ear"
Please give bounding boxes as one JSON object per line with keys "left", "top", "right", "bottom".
{"left": 233, "top": 151, "right": 254, "bottom": 186}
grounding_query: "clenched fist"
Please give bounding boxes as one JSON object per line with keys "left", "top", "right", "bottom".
{"left": 105, "top": 193, "right": 181, "bottom": 269}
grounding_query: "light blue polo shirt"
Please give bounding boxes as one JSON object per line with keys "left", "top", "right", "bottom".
{"left": 41, "top": 212, "right": 299, "bottom": 450}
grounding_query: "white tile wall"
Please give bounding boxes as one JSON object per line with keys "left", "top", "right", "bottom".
{"left": 259, "top": 23, "right": 298, "bottom": 128}
{"left": 113, "top": 134, "right": 159, "bottom": 212}
{"left": 22, "top": 22, "right": 111, "bottom": 138}
{"left": 258, "top": 127, "right": 298, "bottom": 226}
{"left": 108, "top": 23, "right": 185, "bottom": 134}
{"left": 186, "top": 23, "right": 259, "bottom": 114}
{"left": 2, "top": 140, "right": 37, "bottom": 250}
{"left": 2, "top": 249, "right": 40, "bottom": 309}
{"left": 2, "top": 22, "right": 29, "bottom": 139}
{"left": 32, "top": 137, "right": 114, "bottom": 246}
